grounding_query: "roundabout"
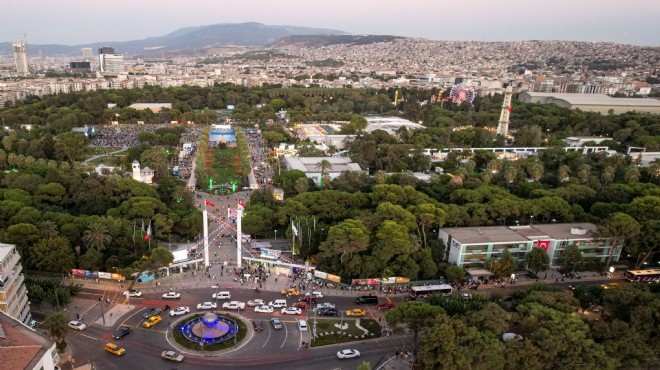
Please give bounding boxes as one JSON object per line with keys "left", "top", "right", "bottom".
{"left": 171, "top": 311, "right": 250, "bottom": 353}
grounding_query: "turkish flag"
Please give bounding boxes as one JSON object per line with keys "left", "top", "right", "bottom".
{"left": 507, "top": 106, "right": 512, "bottom": 113}
{"left": 537, "top": 240, "right": 550, "bottom": 251}
{"left": 237, "top": 199, "right": 245, "bottom": 209}
{"left": 205, "top": 200, "right": 215, "bottom": 207}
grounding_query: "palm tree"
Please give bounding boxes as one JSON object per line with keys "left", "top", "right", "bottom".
{"left": 557, "top": 165, "right": 571, "bottom": 183}
{"left": 503, "top": 164, "right": 518, "bottom": 184}
{"left": 576, "top": 164, "right": 591, "bottom": 182}
{"left": 315, "top": 159, "right": 333, "bottom": 174}
{"left": 140, "top": 146, "right": 168, "bottom": 180}
{"left": 327, "top": 145, "right": 337, "bottom": 157}
{"left": 600, "top": 166, "right": 615, "bottom": 188}
{"left": 46, "top": 312, "right": 69, "bottom": 349}
{"left": 37, "top": 220, "right": 59, "bottom": 239}
{"left": 295, "top": 177, "right": 309, "bottom": 194}
{"left": 82, "top": 222, "right": 112, "bottom": 252}
{"left": 624, "top": 166, "right": 641, "bottom": 183}
{"left": 528, "top": 162, "right": 544, "bottom": 182}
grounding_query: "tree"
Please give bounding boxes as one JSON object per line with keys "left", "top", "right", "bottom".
{"left": 490, "top": 249, "right": 517, "bottom": 277}
{"left": 46, "top": 312, "right": 69, "bottom": 351}
{"left": 356, "top": 362, "right": 372, "bottom": 370}
{"left": 30, "top": 237, "right": 76, "bottom": 273}
{"left": 557, "top": 244, "right": 583, "bottom": 269}
{"left": 598, "top": 213, "right": 641, "bottom": 270}
{"left": 82, "top": 222, "right": 112, "bottom": 252}
{"left": 462, "top": 302, "right": 509, "bottom": 335}
{"left": 294, "top": 177, "right": 309, "bottom": 194}
{"left": 386, "top": 301, "right": 445, "bottom": 361}
{"left": 524, "top": 247, "right": 550, "bottom": 274}
{"left": 147, "top": 247, "right": 174, "bottom": 269}
{"left": 53, "top": 132, "right": 90, "bottom": 162}
{"left": 319, "top": 219, "right": 370, "bottom": 263}
{"left": 419, "top": 315, "right": 505, "bottom": 370}
{"left": 140, "top": 146, "right": 168, "bottom": 180}
{"left": 315, "top": 159, "right": 333, "bottom": 176}
{"left": 79, "top": 247, "right": 104, "bottom": 271}
{"left": 444, "top": 265, "right": 467, "bottom": 283}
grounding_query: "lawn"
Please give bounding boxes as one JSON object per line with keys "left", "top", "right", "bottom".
{"left": 204, "top": 146, "right": 244, "bottom": 187}
{"left": 311, "top": 318, "right": 381, "bottom": 347}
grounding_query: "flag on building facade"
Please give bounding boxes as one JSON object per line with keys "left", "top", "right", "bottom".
{"left": 144, "top": 224, "right": 151, "bottom": 241}
{"left": 537, "top": 240, "right": 551, "bottom": 251}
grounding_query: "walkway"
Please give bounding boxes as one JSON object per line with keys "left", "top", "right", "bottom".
{"left": 83, "top": 148, "right": 127, "bottom": 163}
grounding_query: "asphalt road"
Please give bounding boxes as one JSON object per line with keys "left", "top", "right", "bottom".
{"left": 67, "top": 286, "right": 408, "bottom": 370}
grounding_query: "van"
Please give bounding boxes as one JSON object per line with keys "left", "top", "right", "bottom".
{"left": 355, "top": 296, "right": 379, "bottom": 305}
{"left": 298, "top": 319, "right": 308, "bottom": 331}
{"left": 269, "top": 299, "right": 287, "bottom": 308}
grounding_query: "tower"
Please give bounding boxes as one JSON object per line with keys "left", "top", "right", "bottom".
{"left": 132, "top": 161, "right": 140, "bottom": 181}
{"left": 12, "top": 41, "right": 29, "bottom": 76}
{"left": 496, "top": 85, "right": 513, "bottom": 137}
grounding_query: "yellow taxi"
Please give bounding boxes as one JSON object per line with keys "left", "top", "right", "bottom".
{"left": 281, "top": 288, "right": 300, "bottom": 296}
{"left": 104, "top": 343, "right": 126, "bottom": 356}
{"left": 143, "top": 315, "right": 162, "bottom": 328}
{"left": 601, "top": 282, "right": 620, "bottom": 290}
{"left": 346, "top": 308, "right": 366, "bottom": 317}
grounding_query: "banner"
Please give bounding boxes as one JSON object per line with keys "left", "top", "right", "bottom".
{"left": 327, "top": 274, "right": 341, "bottom": 283}
{"left": 138, "top": 271, "right": 155, "bottom": 282}
{"left": 352, "top": 278, "right": 381, "bottom": 286}
{"left": 275, "top": 266, "right": 290, "bottom": 277}
{"left": 314, "top": 270, "right": 328, "bottom": 279}
{"left": 260, "top": 248, "right": 279, "bottom": 260}
{"left": 97, "top": 272, "right": 112, "bottom": 280}
{"left": 71, "top": 269, "right": 86, "bottom": 277}
{"left": 84, "top": 270, "right": 98, "bottom": 278}
{"left": 395, "top": 277, "right": 410, "bottom": 284}
{"left": 111, "top": 273, "right": 126, "bottom": 281}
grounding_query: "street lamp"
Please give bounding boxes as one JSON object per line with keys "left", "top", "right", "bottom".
{"left": 274, "top": 230, "right": 277, "bottom": 240}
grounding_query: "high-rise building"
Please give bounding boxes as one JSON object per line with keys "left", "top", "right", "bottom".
{"left": 98, "top": 46, "right": 115, "bottom": 55}
{"left": 99, "top": 53, "right": 125, "bottom": 73}
{"left": 81, "top": 47, "right": 93, "bottom": 57}
{"left": 12, "top": 41, "right": 29, "bottom": 76}
{"left": 0, "top": 243, "right": 31, "bottom": 324}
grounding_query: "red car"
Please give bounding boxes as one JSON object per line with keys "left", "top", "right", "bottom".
{"left": 293, "top": 301, "right": 309, "bottom": 309}
{"left": 299, "top": 297, "right": 318, "bottom": 304}
{"left": 378, "top": 302, "right": 396, "bottom": 311}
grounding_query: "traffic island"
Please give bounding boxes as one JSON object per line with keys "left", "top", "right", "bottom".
{"left": 171, "top": 312, "right": 248, "bottom": 352}
{"left": 311, "top": 318, "right": 381, "bottom": 347}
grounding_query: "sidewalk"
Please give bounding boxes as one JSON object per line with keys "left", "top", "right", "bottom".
{"left": 93, "top": 303, "right": 135, "bottom": 327}
{"left": 377, "top": 355, "right": 413, "bottom": 370}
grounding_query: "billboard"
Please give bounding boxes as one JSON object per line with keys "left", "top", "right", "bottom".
{"left": 351, "top": 278, "right": 381, "bottom": 286}
{"left": 275, "top": 266, "right": 290, "bottom": 277}
{"left": 71, "top": 269, "right": 86, "bottom": 277}
{"left": 260, "top": 248, "right": 279, "bottom": 260}
{"left": 314, "top": 270, "right": 328, "bottom": 279}
{"left": 97, "top": 272, "right": 112, "bottom": 280}
{"left": 111, "top": 273, "right": 126, "bottom": 281}
{"left": 327, "top": 273, "right": 341, "bottom": 283}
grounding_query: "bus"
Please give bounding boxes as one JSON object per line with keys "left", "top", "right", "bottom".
{"left": 624, "top": 269, "right": 660, "bottom": 283}
{"left": 409, "top": 284, "right": 453, "bottom": 300}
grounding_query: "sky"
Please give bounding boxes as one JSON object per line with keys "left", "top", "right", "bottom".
{"left": 1, "top": 0, "right": 659, "bottom": 46}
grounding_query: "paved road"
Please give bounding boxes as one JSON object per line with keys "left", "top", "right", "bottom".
{"left": 66, "top": 285, "right": 407, "bottom": 370}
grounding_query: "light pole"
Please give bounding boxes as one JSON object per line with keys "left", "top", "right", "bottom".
{"left": 274, "top": 230, "right": 277, "bottom": 240}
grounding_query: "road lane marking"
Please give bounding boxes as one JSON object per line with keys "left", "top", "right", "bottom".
{"left": 262, "top": 322, "right": 272, "bottom": 348}
{"left": 281, "top": 319, "right": 288, "bottom": 348}
{"left": 80, "top": 334, "right": 97, "bottom": 340}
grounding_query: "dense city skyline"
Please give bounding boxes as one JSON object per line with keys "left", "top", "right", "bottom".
{"left": 1, "top": 0, "right": 659, "bottom": 46}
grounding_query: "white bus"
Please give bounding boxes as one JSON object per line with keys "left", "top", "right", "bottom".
{"left": 409, "top": 284, "right": 453, "bottom": 300}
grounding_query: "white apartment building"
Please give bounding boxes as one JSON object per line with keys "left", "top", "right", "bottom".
{"left": 12, "top": 41, "right": 29, "bottom": 76}
{"left": 99, "top": 53, "right": 125, "bottom": 73}
{"left": 0, "top": 243, "right": 31, "bottom": 324}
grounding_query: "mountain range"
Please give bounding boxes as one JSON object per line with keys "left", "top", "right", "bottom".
{"left": 0, "top": 22, "right": 347, "bottom": 57}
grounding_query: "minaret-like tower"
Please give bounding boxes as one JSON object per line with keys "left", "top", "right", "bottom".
{"left": 132, "top": 161, "right": 141, "bottom": 181}
{"left": 496, "top": 85, "right": 513, "bottom": 137}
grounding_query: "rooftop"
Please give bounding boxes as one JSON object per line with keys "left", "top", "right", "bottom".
{"left": 522, "top": 92, "right": 660, "bottom": 107}
{"left": 284, "top": 157, "right": 363, "bottom": 173}
{"left": 0, "top": 243, "right": 15, "bottom": 263}
{"left": 364, "top": 116, "right": 425, "bottom": 134}
{"left": 444, "top": 223, "right": 599, "bottom": 244}
{"left": 0, "top": 312, "right": 55, "bottom": 370}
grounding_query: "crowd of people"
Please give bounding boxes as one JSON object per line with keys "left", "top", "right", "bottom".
{"left": 90, "top": 124, "right": 167, "bottom": 147}
{"left": 245, "top": 129, "right": 271, "bottom": 188}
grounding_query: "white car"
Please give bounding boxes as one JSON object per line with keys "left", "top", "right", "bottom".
{"left": 281, "top": 307, "right": 302, "bottom": 315}
{"left": 222, "top": 301, "right": 246, "bottom": 310}
{"left": 162, "top": 292, "right": 181, "bottom": 299}
{"left": 68, "top": 320, "right": 86, "bottom": 331}
{"left": 247, "top": 299, "right": 264, "bottom": 307}
{"left": 306, "top": 291, "right": 324, "bottom": 299}
{"left": 197, "top": 302, "right": 217, "bottom": 310}
{"left": 169, "top": 306, "right": 190, "bottom": 316}
{"left": 254, "top": 305, "right": 274, "bottom": 313}
{"left": 317, "top": 302, "right": 336, "bottom": 310}
{"left": 337, "top": 349, "right": 360, "bottom": 359}
{"left": 161, "top": 350, "right": 184, "bottom": 362}
{"left": 269, "top": 299, "right": 287, "bottom": 308}
{"left": 122, "top": 290, "right": 142, "bottom": 297}
{"left": 211, "top": 291, "right": 231, "bottom": 300}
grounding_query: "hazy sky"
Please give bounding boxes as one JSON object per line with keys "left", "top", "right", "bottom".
{"left": 1, "top": 0, "right": 659, "bottom": 46}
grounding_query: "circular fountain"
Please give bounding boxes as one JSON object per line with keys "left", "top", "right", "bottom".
{"left": 179, "top": 312, "right": 239, "bottom": 345}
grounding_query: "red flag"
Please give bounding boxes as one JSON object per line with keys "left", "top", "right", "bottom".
{"left": 237, "top": 199, "right": 245, "bottom": 209}
{"left": 507, "top": 106, "right": 512, "bottom": 113}
{"left": 205, "top": 200, "right": 215, "bottom": 207}
{"left": 144, "top": 224, "right": 151, "bottom": 241}
{"left": 537, "top": 240, "right": 550, "bottom": 251}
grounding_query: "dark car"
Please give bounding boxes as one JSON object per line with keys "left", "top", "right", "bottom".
{"left": 252, "top": 320, "right": 264, "bottom": 332}
{"left": 143, "top": 308, "right": 162, "bottom": 319}
{"left": 378, "top": 302, "right": 396, "bottom": 311}
{"left": 317, "top": 308, "right": 338, "bottom": 316}
{"left": 299, "top": 296, "right": 318, "bottom": 304}
{"left": 112, "top": 326, "right": 132, "bottom": 339}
